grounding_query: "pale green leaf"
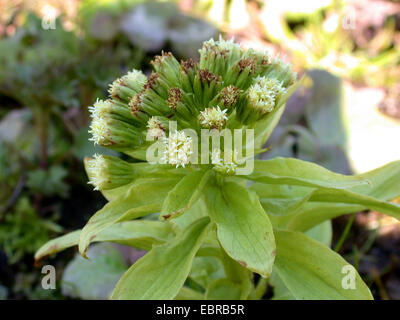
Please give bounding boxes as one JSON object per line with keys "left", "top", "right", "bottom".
{"left": 78, "top": 178, "right": 180, "bottom": 257}
{"left": 274, "top": 230, "right": 373, "bottom": 300}
{"left": 161, "top": 170, "right": 212, "bottom": 220}
{"left": 170, "top": 198, "right": 209, "bottom": 233}
{"left": 270, "top": 271, "right": 295, "bottom": 300}
{"left": 250, "top": 183, "right": 312, "bottom": 216}
{"left": 205, "top": 181, "right": 275, "bottom": 277}
{"left": 205, "top": 279, "right": 242, "bottom": 300}
{"left": 287, "top": 160, "right": 400, "bottom": 231}
{"left": 189, "top": 256, "right": 225, "bottom": 290}
{"left": 110, "top": 217, "right": 210, "bottom": 300}
{"left": 305, "top": 220, "right": 332, "bottom": 247}
{"left": 287, "top": 202, "right": 362, "bottom": 232}
{"left": 35, "top": 230, "right": 81, "bottom": 262}
{"left": 175, "top": 287, "right": 205, "bottom": 300}
{"left": 35, "top": 220, "right": 173, "bottom": 261}
{"left": 244, "top": 158, "right": 369, "bottom": 189}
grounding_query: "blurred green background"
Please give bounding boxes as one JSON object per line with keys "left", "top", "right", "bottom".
{"left": 0, "top": 0, "right": 399, "bottom": 300}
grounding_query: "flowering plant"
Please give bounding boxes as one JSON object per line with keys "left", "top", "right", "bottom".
{"left": 36, "top": 37, "right": 400, "bottom": 300}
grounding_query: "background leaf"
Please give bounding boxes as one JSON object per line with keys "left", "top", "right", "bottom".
{"left": 62, "top": 243, "right": 127, "bottom": 300}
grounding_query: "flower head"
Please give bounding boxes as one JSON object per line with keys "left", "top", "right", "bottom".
{"left": 108, "top": 69, "right": 147, "bottom": 101}
{"left": 86, "top": 154, "right": 135, "bottom": 191}
{"left": 122, "top": 70, "right": 147, "bottom": 87}
{"left": 247, "top": 77, "right": 286, "bottom": 114}
{"left": 89, "top": 116, "right": 109, "bottom": 145}
{"left": 108, "top": 78, "right": 124, "bottom": 97}
{"left": 199, "top": 36, "right": 242, "bottom": 56}
{"left": 166, "top": 88, "right": 182, "bottom": 110}
{"left": 211, "top": 149, "right": 238, "bottom": 175}
{"left": 217, "top": 85, "right": 240, "bottom": 108}
{"left": 147, "top": 116, "right": 166, "bottom": 139}
{"left": 269, "top": 56, "right": 297, "bottom": 87}
{"left": 199, "top": 106, "right": 228, "bottom": 130}
{"left": 88, "top": 100, "right": 143, "bottom": 148}
{"left": 247, "top": 83, "right": 275, "bottom": 113}
{"left": 162, "top": 131, "right": 193, "bottom": 168}
{"left": 86, "top": 154, "right": 107, "bottom": 190}
{"left": 88, "top": 99, "right": 112, "bottom": 119}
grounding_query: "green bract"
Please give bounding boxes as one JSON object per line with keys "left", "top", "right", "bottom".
{"left": 36, "top": 37, "right": 400, "bottom": 300}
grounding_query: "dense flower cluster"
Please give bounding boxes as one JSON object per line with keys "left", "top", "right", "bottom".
{"left": 86, "top": 36, "right": 297, "bottom": 188}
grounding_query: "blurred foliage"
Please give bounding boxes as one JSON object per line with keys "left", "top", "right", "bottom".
{"left": 0, "top": 198, "right": 61, "bottom": 264}
{"left": 259, "top": 0, "right": 400, "bottom": 88}
{"left": 263, "top": 70, "right": 352, "bottom": 175}
{"left": 120, "top": 2, "right": 218, "bottom": 57}
{"left": 26, "top": 166, "right": 69, "bottom": 198}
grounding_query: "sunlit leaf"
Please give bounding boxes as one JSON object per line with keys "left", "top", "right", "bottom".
{"left": 205, "top": 279, "right": 242, "bottom": 300}
{"left": 288, "top": 160, "right": 400, "bottom": 231}
{"left": 110, "top": 217, "right": 210, "bottom": 300}
{"left": 35, "top": 220, "right": 173, "bottom": 261}
{"left": 244, "top": 158, "right": 368, "bottom": 189}
{"left": 189, "top": 256, "right": 225, "bottom": 290}
{"left": 161, "top": 170, "right": 212, "bottom": 220}
{"left": 78, "top": 178, "right": 180, "bottom": 257}
{"left": 250, "top": 183, "right": 312, "bottom": 216}
{"left": 205, "top": 181, "right": 275, "bottom": 277}
{"left": 274, "top": 230, "right": 373, "bottom": 300}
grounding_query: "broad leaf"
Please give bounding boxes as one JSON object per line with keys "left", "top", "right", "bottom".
{"left": 308, "top": 188, "right": 400, "bottom": 217}
{"left": 170, "top": 198, "right": 209, "bottom": 233}
{"left": 35, "top": 220, "right": 173, "bottom": 261}
{"left": 189, "top": 256, "right": 225, "bottom": 290}
{"left": 274, "top": 230, "right": 373, "bottom": 300}
{"left": 287, "top": 160, "right": 400, "bottom": 231}
{"left": 161, "top": 170, "right": 212, "bottom": 220}
{"left": 243, "top": 158, "right": 369, "bottom": 189}
{"left": 270, "top": 270, "right": 295, "bottom": 300}
{"left": 205, "top": 279, "right": 242, "bottom": 300}
{"left": 250, "top": 183, "right": 312, "bottom": 216}
{"left": 175, "top": 287, "right": 204, "bottom": 300}
{"left": 110, "top": 217, "right": 210, "bottom": 300}
{"left": 205, "top": 181, "right": 275, "bottom": 277}
{"left": 284, "top": 187, "right": 400, "bottom": 231}
{"left": 305, "top": 221, "right": 332, "bottom": 247}
{"left": 78, "top": 178, "right": 180, "bottom": 257}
